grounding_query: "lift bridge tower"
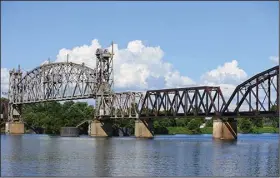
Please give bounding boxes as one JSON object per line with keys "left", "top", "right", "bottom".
{"left": 6, "top": 42, "right": 115, "bottom": 135}
{"left": 94, "top": 43, "right": 115, "bottom": 120}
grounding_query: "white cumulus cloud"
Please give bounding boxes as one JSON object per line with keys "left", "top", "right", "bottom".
{"left": 200, "top": 60, "right": 249, "bottom": 111}
{"left": 54, "top": 39, "right": 195, "bottom": 90}
{"left": 269, "top": 56, "right": 279, "bottom": 64}
{"left": 201, "top": 60, "right": 247, "bottom": 85}
{"left": 1, "top": 68, "right": 10, "bottom": 97}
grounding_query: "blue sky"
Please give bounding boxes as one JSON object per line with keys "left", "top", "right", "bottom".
{"left": 1, "top": 1, "right": 279, "bottom": 95}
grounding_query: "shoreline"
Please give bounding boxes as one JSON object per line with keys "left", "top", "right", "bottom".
{"left": 1, "top": 126, "right": 278, "bottom": 135}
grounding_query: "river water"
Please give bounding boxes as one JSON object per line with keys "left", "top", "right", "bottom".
{"left": 1, "top": 134, "right": 279, "bottom": 176}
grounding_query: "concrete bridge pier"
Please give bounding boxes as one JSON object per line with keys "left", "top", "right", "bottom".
{"left": 134, "top": 119, "right": 154, "bottom": 138}
{"left": 5, "top": 121, "right": 25, "bottom": 134}
{"left": 213, "top": 118, "right": 237, "bottom": 140}
{"left": 89, "top": 119, "right": 113, "bottom": 137}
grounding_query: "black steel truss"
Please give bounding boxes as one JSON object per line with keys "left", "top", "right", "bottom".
{"left": 139, "top": 86, "right": 228, "bottom": 118}
{"left": 222, "top": 66, "right": 279, "bottom": 117}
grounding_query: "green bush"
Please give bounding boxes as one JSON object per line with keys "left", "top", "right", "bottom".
{"left": 154, "top": 120, "right": 169, "bottom": 134}
{"left": 250, "top": 118, "right": 263, "bottom": 128}
{"left": 187, "top": 119, "right": 201, "bottom": 134}
{"left": 272, "top": 117, "right": 279, "bottom": 128}
{"left": 239, "top": 119, "right": 253, "bottom": 133}
{"left": 201, "top": 127, "right": 212, "bottom": 134}
{"left": 205, "top": 119, "right": 213, "bottom": 127}
{"left": 175, "top": 119, "right": 185, "bottom": 127}
{"left": 252, "top": 126, "right": 279, "bottom": 134}
{"left": 175, "top": 118, "right": 191, "bottom": 127}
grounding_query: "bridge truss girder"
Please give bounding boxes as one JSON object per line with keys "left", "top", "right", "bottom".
{"left": 10, "top": 62, "right": 98, "bottom": 105}
{"left": 138, "top": 86, "right": 228, "bottom": 118}
{"left": 222, "top": 66, "right": 279, "bottom": 118}
{"left": 110, "top": 92, "right": 145, "bottom": 119}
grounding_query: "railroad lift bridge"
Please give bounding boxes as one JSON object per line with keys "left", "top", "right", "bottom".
{"left": 3, "top": 44, "right": 279, "bottom": 140}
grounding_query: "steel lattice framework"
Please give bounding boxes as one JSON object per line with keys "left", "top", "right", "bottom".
{"left": 138, "top": 86, "right": 228, "bottom": 118}
{"left": 10, "top": 62, "right": 97, "bottom": 104}
{"left": 222, "top": 66, "right": 279, "bottom": 117}
{"left": 110, "top": 92, "right": 145, "bottom": 119}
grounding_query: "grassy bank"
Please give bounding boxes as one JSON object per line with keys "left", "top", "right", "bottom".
{"left": 252, "top": 127, "right": 279, "bottom": 134}
{"left": 166, "top": 126, "right": 279, "bottom": 135}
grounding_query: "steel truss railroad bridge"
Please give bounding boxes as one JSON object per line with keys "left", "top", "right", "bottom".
{"left": 1, "top": 46, "right": 279, "bottom": 139}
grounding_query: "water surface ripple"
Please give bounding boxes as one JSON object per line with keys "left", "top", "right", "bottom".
{"left": 1, "top": 134, "right": 279, "bottom": 176}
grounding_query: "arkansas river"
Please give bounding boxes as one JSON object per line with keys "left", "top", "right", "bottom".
{"left": 1, "top": 134, "right": 279, "bottom": 176}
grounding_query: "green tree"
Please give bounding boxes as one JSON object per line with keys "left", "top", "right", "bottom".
{"left": 187, "top": 119, "right": 201, "bottom": 134}
{"left": 176, "top": 118, "right": 187, "bottom": 127}
{"left": 270, "top": 105, "right": 279, "bottom": 128}
{"left": 250, "top": 118, "right": 263, "bottom": 128}
{"left": 1, "top": 97, "right": 8, "bottom": 102}
{"left": 205, "top": 119, "right": 213, "bottom": 127}
{"left": 153, "top": 120, "right": 168, "bottom": 134}
{"left": 239, "top": 118, "right": 253, "bottom": 133}
{"left": 21, "top": 100, "right": 94, "bottom": 135}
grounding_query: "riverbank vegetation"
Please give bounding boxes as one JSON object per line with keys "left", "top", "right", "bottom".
{"left": 1, "top": 98, "right": 278, "bottom": 135}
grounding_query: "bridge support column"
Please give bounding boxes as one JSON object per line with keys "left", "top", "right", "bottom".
{"left": 213, "top": 118, "right": 237, "bottom": 140}
{"left": 5, "top": 121, "right": 25, "bottom": 134}
{"left": 135, "top": 119, "right": 154, "bottom": 138}
{"left": 89, "top": 120, "right": 113, "bottom": 137}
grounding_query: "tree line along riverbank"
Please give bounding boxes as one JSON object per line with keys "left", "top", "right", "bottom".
{"left": 1, "top": 98, "right": 278, "bottom": 135}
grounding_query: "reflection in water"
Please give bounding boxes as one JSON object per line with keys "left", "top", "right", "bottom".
{"left": 1, "top": 134, "right": 279, "bottom": 176}
{"left": 93, "top": 138, "right": 111, "bottom": 177}
{"left": 267, "top": 143, "right": 279, "bottom": 176}
{"left": 44, "top": 137, "right": 59, "bottom": 176}
{"left": 4, "top": 135, "right": 25, "bottom": 176}
{"left": 212, "top": 139, "right": 239, "bottom": 176}
{"left": 254, "top": 144, "right": 260, "bottom": 175}
{"left": 193, "top": 142, "right": 201, "bottom": 176}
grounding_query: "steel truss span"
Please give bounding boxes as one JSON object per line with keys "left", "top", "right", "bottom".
{"left": 9, "top": 62, "right": 98, "bottom": 104}
{"left": 222, "top": 66, "right": 279, "bottom": 117}
{"left": 138, "top": 86, "right": 228, "bottom": 118}
{"left": 110, "top": 92, "right": 145, "bottom": 118}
